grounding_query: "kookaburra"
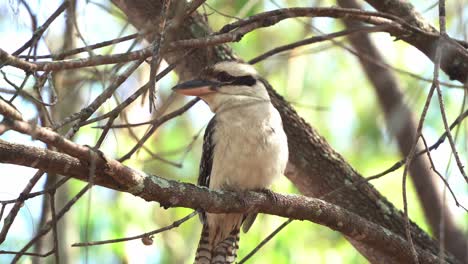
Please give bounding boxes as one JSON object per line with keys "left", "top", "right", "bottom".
{"left": 173, "top": 61, "right": 289, "bottom": 264}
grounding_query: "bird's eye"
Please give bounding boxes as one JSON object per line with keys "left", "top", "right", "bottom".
{"left": 215, "top": 72, "right": 234, "bottom": 82}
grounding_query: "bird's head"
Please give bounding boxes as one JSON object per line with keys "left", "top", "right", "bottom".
{"left": 172, "top": 61, "right": 270, "bottom": 113}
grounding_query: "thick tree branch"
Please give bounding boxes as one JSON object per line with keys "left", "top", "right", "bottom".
{"left": 0, "top": 139, "right": 445, "bottom": 264}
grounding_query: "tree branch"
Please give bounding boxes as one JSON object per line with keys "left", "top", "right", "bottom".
{"left": 0, "top": 139, "right": 445, "bottom": 264}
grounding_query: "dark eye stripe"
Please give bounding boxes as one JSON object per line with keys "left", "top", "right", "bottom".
{"left": 230, "top": 75, "right": 256, "bottom": 86}
{"left": 214, "top": 71, "right": 256, "bottom": 86}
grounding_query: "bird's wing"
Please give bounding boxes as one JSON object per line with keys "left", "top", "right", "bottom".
{"left": 198, "top": 116, "right": 216, "bottom": 188}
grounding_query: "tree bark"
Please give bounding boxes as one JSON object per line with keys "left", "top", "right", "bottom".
{"left": 110, "top": 0, "right": 461, "bottom": 262}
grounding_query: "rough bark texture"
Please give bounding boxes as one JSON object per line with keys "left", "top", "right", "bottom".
{"left": 338, "top": 0, "right": 467, "bottom": 261}
{"left": 110, "top": 0, "right": 460, "bottom": 263}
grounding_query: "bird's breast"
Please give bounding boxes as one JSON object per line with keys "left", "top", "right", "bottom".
{"left": 209, "top": 112, "right": 288, "bottom": 190}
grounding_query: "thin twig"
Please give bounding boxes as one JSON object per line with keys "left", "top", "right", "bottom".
{"left": 3, "top": 71, "right": 32, "bottom": 103}
{"left": 434, "top": 51, "right": 468, "bottom": 183}
{"left": 72, "top": 211, "right": 197, "bottom": 247}
{"left": 19, "top": 0, "right": 38, "bottom": 33}
{"left": 48, "top": 191, "right": 60, "bottom": 264}
{"left": 320, "top": 108, "right": 468, "bottom": 210}
{"left": 52, "top": 60, "right": 143, "bottom": 131}
{"left": 249, "top": 25, "right": 386, "bottom": 64}
{"left": 143, "top": 124, "right": 206, "bottom": 168}
{"left": 0, "top": 176, "right": 73, "bottom": 204}
{"left": 437, "top": 0, "right": 467, "bottom": 185}
{"left": 118, "top": 98, "right": 200, "bottom": 161}
{"left": 94, "top": 96, "right": 196, "bottom": 129}
{"left": 0, "top": 249, "right": 54, "bottom": 257}
{"left": 438, "top": 92, "right": 467, "bottom": 260}
{"left": 185, "top": 0, "right": 207, "bottom": 17}
{"left": 0, "top": 171, "right": 45, "bottom": 244}
{"left": 398, "top": 26, "right": 445, "bottom": 264}
{"left": 238, "top": 218, "right": 293, "bottom": 264}
{"left": 148, "top": 0, "right": 171, "bottom": 112}
{"left": 12, "top": 1, "right": 70, "bottom": 56}
{"left": 11, "top": 184, "right": 93, "bottom": 263}
{"left": 78, "top": 50, "right": 193, "bottom": 127}
{"left": 0, "top": 97, "right": 23, "bottom": 121}
{"left": 18, "top": 33, "right": 140, "bottom": 60}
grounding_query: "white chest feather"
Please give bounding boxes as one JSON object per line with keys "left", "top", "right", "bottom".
{"left": 209, "top": 103, "right": 288, "bottom": 190}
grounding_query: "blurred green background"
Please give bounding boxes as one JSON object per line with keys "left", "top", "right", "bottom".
{"left": 0, "top": 0, "right": 466, "bottom": 263}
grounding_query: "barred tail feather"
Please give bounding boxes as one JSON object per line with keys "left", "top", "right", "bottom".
{"left": 194, "top": 224, "right": 240, "bottom": 264}
{"left": 194, "top": 224, "right": 212, "bottom": 264}
{"left": 212, "top": 228, "right": 240, "bottom": 264}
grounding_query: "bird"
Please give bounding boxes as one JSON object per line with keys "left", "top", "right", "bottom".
{"left": 173, "top": 61, "right": 289, "bottom": 264}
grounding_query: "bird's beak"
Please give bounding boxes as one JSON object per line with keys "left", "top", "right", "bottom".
{"left": 172, "top": 79, "right": 220, "bottom": 96}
